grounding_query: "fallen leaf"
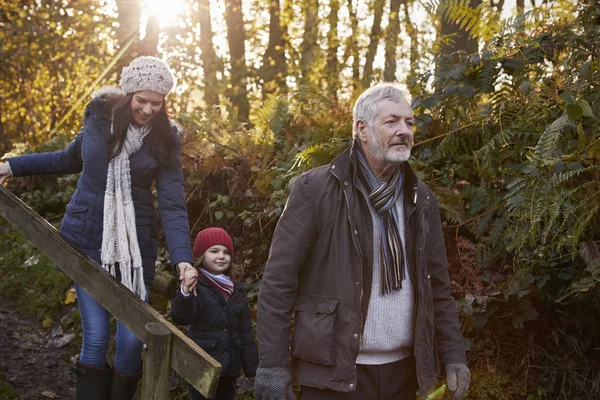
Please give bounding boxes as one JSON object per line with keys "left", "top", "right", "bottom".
{"left": 64, "top": 287, "right": 77, "bottom": 305}
{"left": 42, "top": 316, "right": 53, "bottom": 329}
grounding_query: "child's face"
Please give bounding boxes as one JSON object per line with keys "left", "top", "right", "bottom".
{"left": 203, "top": 245, "right": 231, "bottom": 275}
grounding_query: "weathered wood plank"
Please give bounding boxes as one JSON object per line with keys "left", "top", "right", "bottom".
{"left": 141, "top": 322, "right": 172, "bottom": 400}
{"left": 0, "top": 185, "right": 220, "bottom": 397}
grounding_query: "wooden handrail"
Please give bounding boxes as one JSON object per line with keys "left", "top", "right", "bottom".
{"left": 0, "top": 185, "right": 221, "bottom": 397}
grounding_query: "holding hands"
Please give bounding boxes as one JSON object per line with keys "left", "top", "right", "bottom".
{"left": 179, "top": 262, "right": 198, "bottom": 295}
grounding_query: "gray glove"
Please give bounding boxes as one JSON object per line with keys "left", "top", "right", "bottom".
{"left": 254, "top": 366, "right": 295, "bottom": 400}
{"left": 445, "top": 363, "right": 471, "bottom": 400}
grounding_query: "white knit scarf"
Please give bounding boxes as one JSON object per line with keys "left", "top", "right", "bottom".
{"left": 101, "top": 122, "right": 151, "bottom": 300}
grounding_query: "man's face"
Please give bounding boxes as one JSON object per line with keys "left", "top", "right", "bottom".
{"left": 361, "top": 99, "right": 414, "bottom": 167}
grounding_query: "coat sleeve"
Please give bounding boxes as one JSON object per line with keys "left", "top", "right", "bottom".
{"left": 8, "top": 129, "right": 84, "bottom": 177}
{"left": 155, "top": 132, "right": 193, "bottom": 268}
{"left": 7, "top": 100, "right": 107, "bottom": 177}
{"left": 257, "top": 173, "right": 318, "bottom": 367}
{"left": 238, "top": 287, "right": 259, "bottom": 377}
{"left": 427, "top": 193, "right": 467, "bottom": 366}
{"left": 170, "top": 286, "right": 197, "bottom": 326}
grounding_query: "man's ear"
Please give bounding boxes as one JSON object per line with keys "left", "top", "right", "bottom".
{"left": 355, "top": 120, "right": 368, "bottom": 141}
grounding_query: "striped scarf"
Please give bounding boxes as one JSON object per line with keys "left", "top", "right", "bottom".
{"left": 200, "top": 268, "right": 234, "bottom": 299}
{"left": 355, "top": 145, "right": 406, "bottom": 295}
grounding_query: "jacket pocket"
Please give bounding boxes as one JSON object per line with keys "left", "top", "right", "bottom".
{"left": 196, "top": 339, "right": 218, "bottom": 351}
{"left": 291, "top": 295, "right": 340, "bottom": 366}
{"left": 63, "top": 203, "right": 89, "bottom": 237}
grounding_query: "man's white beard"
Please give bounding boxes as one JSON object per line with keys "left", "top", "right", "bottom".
{"left": 385, "top": 147, "right": 411, "bottom": 163}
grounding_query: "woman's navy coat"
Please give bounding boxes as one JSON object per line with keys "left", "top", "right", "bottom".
{"left": 171, "top": 275, "right": 259, "bottom": 378}
{"left": 8, "top": 88, "right": 193, "bottom": 285}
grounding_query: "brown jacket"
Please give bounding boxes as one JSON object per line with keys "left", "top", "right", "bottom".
{"left": 257, "top": 146, "right": 466, "bottom": 393}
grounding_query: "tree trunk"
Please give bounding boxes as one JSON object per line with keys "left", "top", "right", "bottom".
{"left": 116, "top": 0, "right": 141, "bottom": 70}
{"left": 224, "top": 0, "right": 250, "bottom": 123}
{"left": 384, "top": 0, "right": 402, "bottom": 81}
{"left": 198, "top": 0, "right": 220, "bottom": 107}
{"left": 326, "top": 0, "right": 340, "bottom": 98}
{"left": 516, "top": 0, "right": 524, "bottom": 12}
{"left": 403, "top": 0, "right": 418, "bottom": 87}
{"left": 139, "top": 16, "right": 159, "bottom": 56}
{"left": 439, "top": 0, "right": 481, "bottom": 55}
{"left": 260, "top": 0, "right": 287, "bottom": 96}
{"left": 300, "top": 0, "right": 319, "bottom": 87}
{"left": 362, "top": 0, "right": 385, "bottom": 86}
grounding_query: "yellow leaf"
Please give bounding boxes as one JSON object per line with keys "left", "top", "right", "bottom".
{"left": 64, "top": 287, "right": 77, "bottom": 305}
{"left": 42, "top": 317, "right": 53, "bottom": 329}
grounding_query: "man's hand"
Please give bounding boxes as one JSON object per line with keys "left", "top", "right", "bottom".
{"left": 445, "top": 363, "right": 471, "bottom": 400}
{"left": 254, "top": 367, "right": 295, "bottom": 400}
{"left": 181, "top": 266, "right": 198, "bottom": 295}
{"left": 177, "top": 262, "right": 197, "bottom": 296}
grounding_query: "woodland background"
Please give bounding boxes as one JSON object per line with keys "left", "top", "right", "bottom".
{"left": 0, "top": 0, "right": 599, "bottom": 398}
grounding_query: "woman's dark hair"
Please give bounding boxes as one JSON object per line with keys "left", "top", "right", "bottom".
{"left": 107, "top": 93, "right": 178, "bottom": 167}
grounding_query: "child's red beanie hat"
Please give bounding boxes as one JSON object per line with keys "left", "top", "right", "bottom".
{"left": 193, "top": 227, "right": 234, "bottom": 259}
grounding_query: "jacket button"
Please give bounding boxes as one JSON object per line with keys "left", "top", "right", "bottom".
{"left": 354, "top": 229, "right": 358, "bottom": 235}
{"left": 344, "top": 180, "right": 349, "bottom": 186}
{"left": 349, "top": 384, "right": 355, "bottom": 389}
{"left": 427, "top": 274, "right": 431, "bottom": 279}
{"left": 331, "top": 165, "right": 336, "bottom": 169}
{"left": 353, "top": 333, "right": 358, "bottom": 339}
{"left": 356, "top": 281, "right": 359, "bottom": 286}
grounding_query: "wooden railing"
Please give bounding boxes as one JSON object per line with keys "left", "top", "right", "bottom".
{"left": 0, "top": 185, "right": 221, "bottom": 399}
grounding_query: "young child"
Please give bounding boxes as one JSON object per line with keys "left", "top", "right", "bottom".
{"left": 171, "top": 227, "right": 258, "bottom": 400}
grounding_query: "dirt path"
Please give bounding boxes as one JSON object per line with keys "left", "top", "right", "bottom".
{"left": 0, "top": 306, "right": 75, "bottom": 399}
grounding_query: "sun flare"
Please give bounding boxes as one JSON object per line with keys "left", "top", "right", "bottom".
{"left": 141, "top": 0, "right": 188, "bottom": 27}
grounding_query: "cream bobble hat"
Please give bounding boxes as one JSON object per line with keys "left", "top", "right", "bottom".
{"left": 119, "top": 56, "right": 175, "bottom": 96}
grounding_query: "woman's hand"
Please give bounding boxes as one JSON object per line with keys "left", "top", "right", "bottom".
{"left": 179, "top": 262, "right": 198, "bottom": 296}
{"left": 0, "top": 163, "right": 12, "bottom": 184}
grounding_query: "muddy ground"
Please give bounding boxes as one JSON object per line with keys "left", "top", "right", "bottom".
{"left": 0, "top": 306, "right": 76, "bottom": 400}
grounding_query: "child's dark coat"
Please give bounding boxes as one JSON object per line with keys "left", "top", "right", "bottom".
{"left": 171, "top": 274, "right": 258, "bottom": 378}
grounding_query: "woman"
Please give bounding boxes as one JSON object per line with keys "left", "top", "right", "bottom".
{"left": 0, "top": 56, "right": 197, "bottom": 400}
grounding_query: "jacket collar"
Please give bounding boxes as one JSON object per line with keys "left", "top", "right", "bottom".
{"left": 329, "top": 141, "right": 421, "bottom": 210}
{"left": 197, "top": 270, "right": 243, "bottom": 290}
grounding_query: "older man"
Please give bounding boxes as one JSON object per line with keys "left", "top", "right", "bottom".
{"left": 254, "top": 83, "right": 470, "bottom": 400}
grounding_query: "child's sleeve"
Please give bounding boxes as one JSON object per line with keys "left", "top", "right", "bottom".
{"left": 239, "top": 287, "right": 259, "bottom": 377}
{"left": 170, "top": 286, "right": 196, "bottom": 326}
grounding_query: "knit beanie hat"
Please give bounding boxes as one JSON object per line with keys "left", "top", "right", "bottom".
{"left": 119, "top": 56, "right": 175, "bottom": 96}
{"left": 193, "top": 227, "right": 234, "bottom": 259}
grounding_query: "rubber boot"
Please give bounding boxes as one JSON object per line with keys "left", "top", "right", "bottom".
{"left": 76, "top": 360, "right": 112, "bottom": 400}
{"left": 110, "top": 368, "right": 141, "bottom": 400}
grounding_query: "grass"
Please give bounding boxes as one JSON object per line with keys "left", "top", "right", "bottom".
{"left": 0, "top": 220, "right": 73, "bottom": 322}
{"left": 0, "top": 373, "right": 19, "bottom": 400}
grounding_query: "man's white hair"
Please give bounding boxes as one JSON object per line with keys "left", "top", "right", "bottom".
{"left": 352, "top": 82, "right": 412, "bottom": 139}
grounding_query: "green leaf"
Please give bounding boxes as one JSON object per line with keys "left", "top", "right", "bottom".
{"left": 521, "top": 307, "right": 539, "bottom": 322}
{"left": 458, "top": 84, "right": 475, "bottom": 99}
{"left": 566, "top": 104, "right": 583, "bottom": 120}
{"left": 577, "top": 99, "right": 595, "bottom": 118}
{"left": 214, "top": 211, "right": 224, "bottom": 220}
{"left": 560, "top": 93, "right": 575, "bottom": 105}
{"left": 420, "top": 96, "right": 438, "bottom": 110}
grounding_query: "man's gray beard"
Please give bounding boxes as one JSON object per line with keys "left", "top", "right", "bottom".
{"left": 384, "top": 147, "right": 411, "bottom": 164}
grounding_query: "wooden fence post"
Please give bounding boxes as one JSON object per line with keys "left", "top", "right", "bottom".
{"left": 141, "top": 322, "right": 172, "bottom": 400}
